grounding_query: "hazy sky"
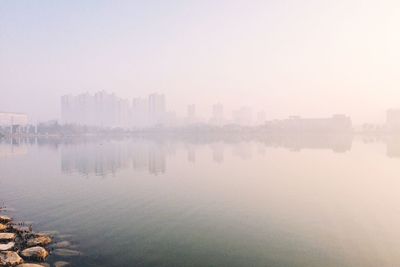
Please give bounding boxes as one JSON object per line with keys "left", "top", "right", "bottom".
{"left": 1, "top": 0, "right": 400, "bottom": 123}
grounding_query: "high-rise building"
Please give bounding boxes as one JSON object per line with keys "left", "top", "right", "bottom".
{"left": 61, "top": 91, "right": 130, "bottom": 128}
{"left": 61, "top": 91, "right": 172, "bottom": 128}
{"left": 256, "top": 111, "right": 266, "bottom": 125}
{"left": 210, "top": 103, "right": 224, "bottom": 126}
{"left": 132, "top": 97, "right": 149, "bottom": 128}
{"left": 187, "top": 104, "right": 196, "bottom": 119}
{"left": 148, "top": 93, "right": 166, "bottom": 126}
{"left": 387, "top": 109, "right": 400, "bottom": 132}
{"left": 186, "top": 104, "right": 196, "bottom": 125}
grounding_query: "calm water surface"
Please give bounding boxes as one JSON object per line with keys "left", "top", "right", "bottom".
{"left": 1, "top": 135, "right": 400, "bottom": 267}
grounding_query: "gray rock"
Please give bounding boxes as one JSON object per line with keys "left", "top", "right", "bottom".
{"left": 50, "top": 241, "right": 71, "bottom": 249}
{"left": 0, "top": 242, "right": 15, "bottom": 251}
{"left": 36, "top": 231, "right": 58, "bottom": 237}
{"left": 0, "top": 251, "right": 24, "bottom": 266}
{"left": 53, "top": 249, "right": 81, "bottom": 257}
{"left": 54, "top": 261, "right": 70, "bottom": 267}
{"left": 0, "top": 233, "right": 16, "bottom": 241}
{"left": 57, "top": 234, "right": 72, "bottom": 239}
{"left": 20, "top": 246, "right": 49, "bottom": 260}
{"left": 11, "top": 225, "right": 31, "bottom": 233}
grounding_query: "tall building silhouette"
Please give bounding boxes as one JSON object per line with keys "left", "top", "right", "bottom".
{"left": 210, "top": 103, "right": 224, "bottom": 126}
{"left": 387, "top": 109, "right": 400, "bottom": 132}
{"left": 148, "top": 93, "right": 166, "bottom": 126}
{"left": 186, "top": 104, "right": 197, "bottom": 125}
{"left": 61, "top": 91, "right": 167, "bottom": 128}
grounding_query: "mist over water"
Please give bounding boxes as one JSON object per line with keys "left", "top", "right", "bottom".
{"left": 1, "top": 135, "right": 400, "bottom": 267}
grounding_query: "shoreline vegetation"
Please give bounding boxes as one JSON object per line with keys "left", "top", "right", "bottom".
{"left": 0, "top": 205, "right": 80, "bottom": 267}
{"left": 1, "top": 123, "right": 399, "bottom": 140}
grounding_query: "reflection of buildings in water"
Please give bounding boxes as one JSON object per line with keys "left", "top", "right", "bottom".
{"left": 61, "top": 142, "right": 129, "bottom": 177}
{"left": 186, "top": 144, "right": 196, "bottom": 163}
{"left": 130, "top": 141, "right": 166, "bottom": 175}
{"left": 259, "top": 134, "right": 353, "bottom": 153}
{"left": 61, "top": 140, "right": 167, "bottom": 177}
{"left": 232, "top": 142, "right": 253, "bottom": 160}
{"left": 0, "top": 143, "right": 27, "bottom": 158}
{"left": 147, "top": 142, "right": 166, "bottom": 175}
{"left": 210, "top": 143, "right": 225, "bottom": 163}
{"left": 386, "top": 136, "right": 400, "bottom": 158}
{"left": 56, "top": 133, "right": 355, "bottom": 176}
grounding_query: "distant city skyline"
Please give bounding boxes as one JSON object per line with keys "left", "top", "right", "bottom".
{"left": 2, "top": 87, "right": 400, "bottom": 125}
{"left": 2, "top": 1, "right": 400, "bottom": 123}
{"left": 2, "top": 88, "right": 400, "bottom": 129}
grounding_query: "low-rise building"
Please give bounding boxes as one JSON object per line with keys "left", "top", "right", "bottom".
{"left": 0, "top": 112, "right": 28, "bottom": 126}
{"left": 264, "top": 114, "right": 352, "bottom": 132}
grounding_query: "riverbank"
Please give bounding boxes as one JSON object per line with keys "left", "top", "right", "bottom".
{"left": 0, "top": 205, "right": 77, "bottom": 267}
{"left": 0, "top": 205, "right": 52, "bottom": 267}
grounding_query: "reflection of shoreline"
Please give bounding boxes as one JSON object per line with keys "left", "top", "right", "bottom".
{"left": 5, "top": 133, "right": 400, "bottom": 176}
{"left": 61, "top": 140, "right": 167, "bottom": 177}
{"left": 57, "top": 134, "right": 354, "bottom": 177}
{"left": 3, "top": 132, "right": 355, "bottom": 150}
{"left": 0, "top": 138, "right": 28, "bottom": 158}
{"left": 386, "top": 135, "right": 400, "bottom": 158}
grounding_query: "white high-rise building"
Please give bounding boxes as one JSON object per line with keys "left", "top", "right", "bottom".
{"left": 61, "top": 91, "right": 171, "bottom": 129}
{"left": 148, "top": 93, "right": 166, "bottom": 126}
{"left": 61, "top": 91, "right": 130, "bottom": 128}
{"left": 387, "top": 109, "right": 400, "bottom": 132}
{"left": 186, "top": 104, "right": 197, "bottom": 125}
{"left": 132, "top": 97, "right": 149, "bottom": 128}
{"left": 210, "top": 103, "right": 224, "bottom": 126}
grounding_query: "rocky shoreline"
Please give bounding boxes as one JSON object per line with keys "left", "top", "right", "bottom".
{"left": 0, "top": 206, "right": 79, "bottom": 267}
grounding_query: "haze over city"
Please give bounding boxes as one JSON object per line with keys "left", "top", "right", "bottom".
{"left": 1, "top": 0, "right": 400, "bottom": 123}
{"left": 4, "top": 1, "right": 400, "bottom": 267}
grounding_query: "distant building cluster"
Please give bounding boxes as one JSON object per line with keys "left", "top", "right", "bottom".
{"left": 264, "top": 114, "right": 352, "bottom": 132}
{"left": 0, "top": 112, "right": 28, "bottom": 126}
{"left": 61, "top": 91, "right": 167, "bottom": 128}
{"left": 59, "top": 91, "right": 358, "bottom": 131}
{"left": 0, "top": 112, "right": 29, "bottom": 134}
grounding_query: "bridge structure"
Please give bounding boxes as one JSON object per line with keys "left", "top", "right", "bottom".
{"left": 0, "top": 112, "right": 29, "bottom": 135}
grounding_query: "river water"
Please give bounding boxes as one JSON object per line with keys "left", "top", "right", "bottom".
{"left": 1, "top": 134, "right": 400, "bottom": 267}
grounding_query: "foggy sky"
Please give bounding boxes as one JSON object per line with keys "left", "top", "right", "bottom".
{"left": 1, "top": 0, "right": 400, "bottom": 123}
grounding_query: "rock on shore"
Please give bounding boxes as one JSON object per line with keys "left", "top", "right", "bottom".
{"left": 0, "top": 206, "right": 75, "bottom": 267}
{"left": 54, "top": 261, "right": 70, "bottom": 267}
{"left": 0, "top": 242, "right": 15, "bottom": 251}
{"left": 0, "top": 251, "right": 24, "bottom": 266}
{"left": 0, "top": 216, "right": 12, "bottom": 223}
{"left": 53, "top": 249, "right": 81, "bottom": 257}
{"left": 20, "top": 247, "right": 49, "bottom": 261}
{"left": 16, "top": 264, "right": 45, "bottom": 267}
{"left": 0, "top": 233, "right": 16, "bottom": 241}
{"left": 26, "top": 236, "right": 52, "bottom": 247}
{"left": 0, "top": 223, "right": 7, "bottom": 231}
